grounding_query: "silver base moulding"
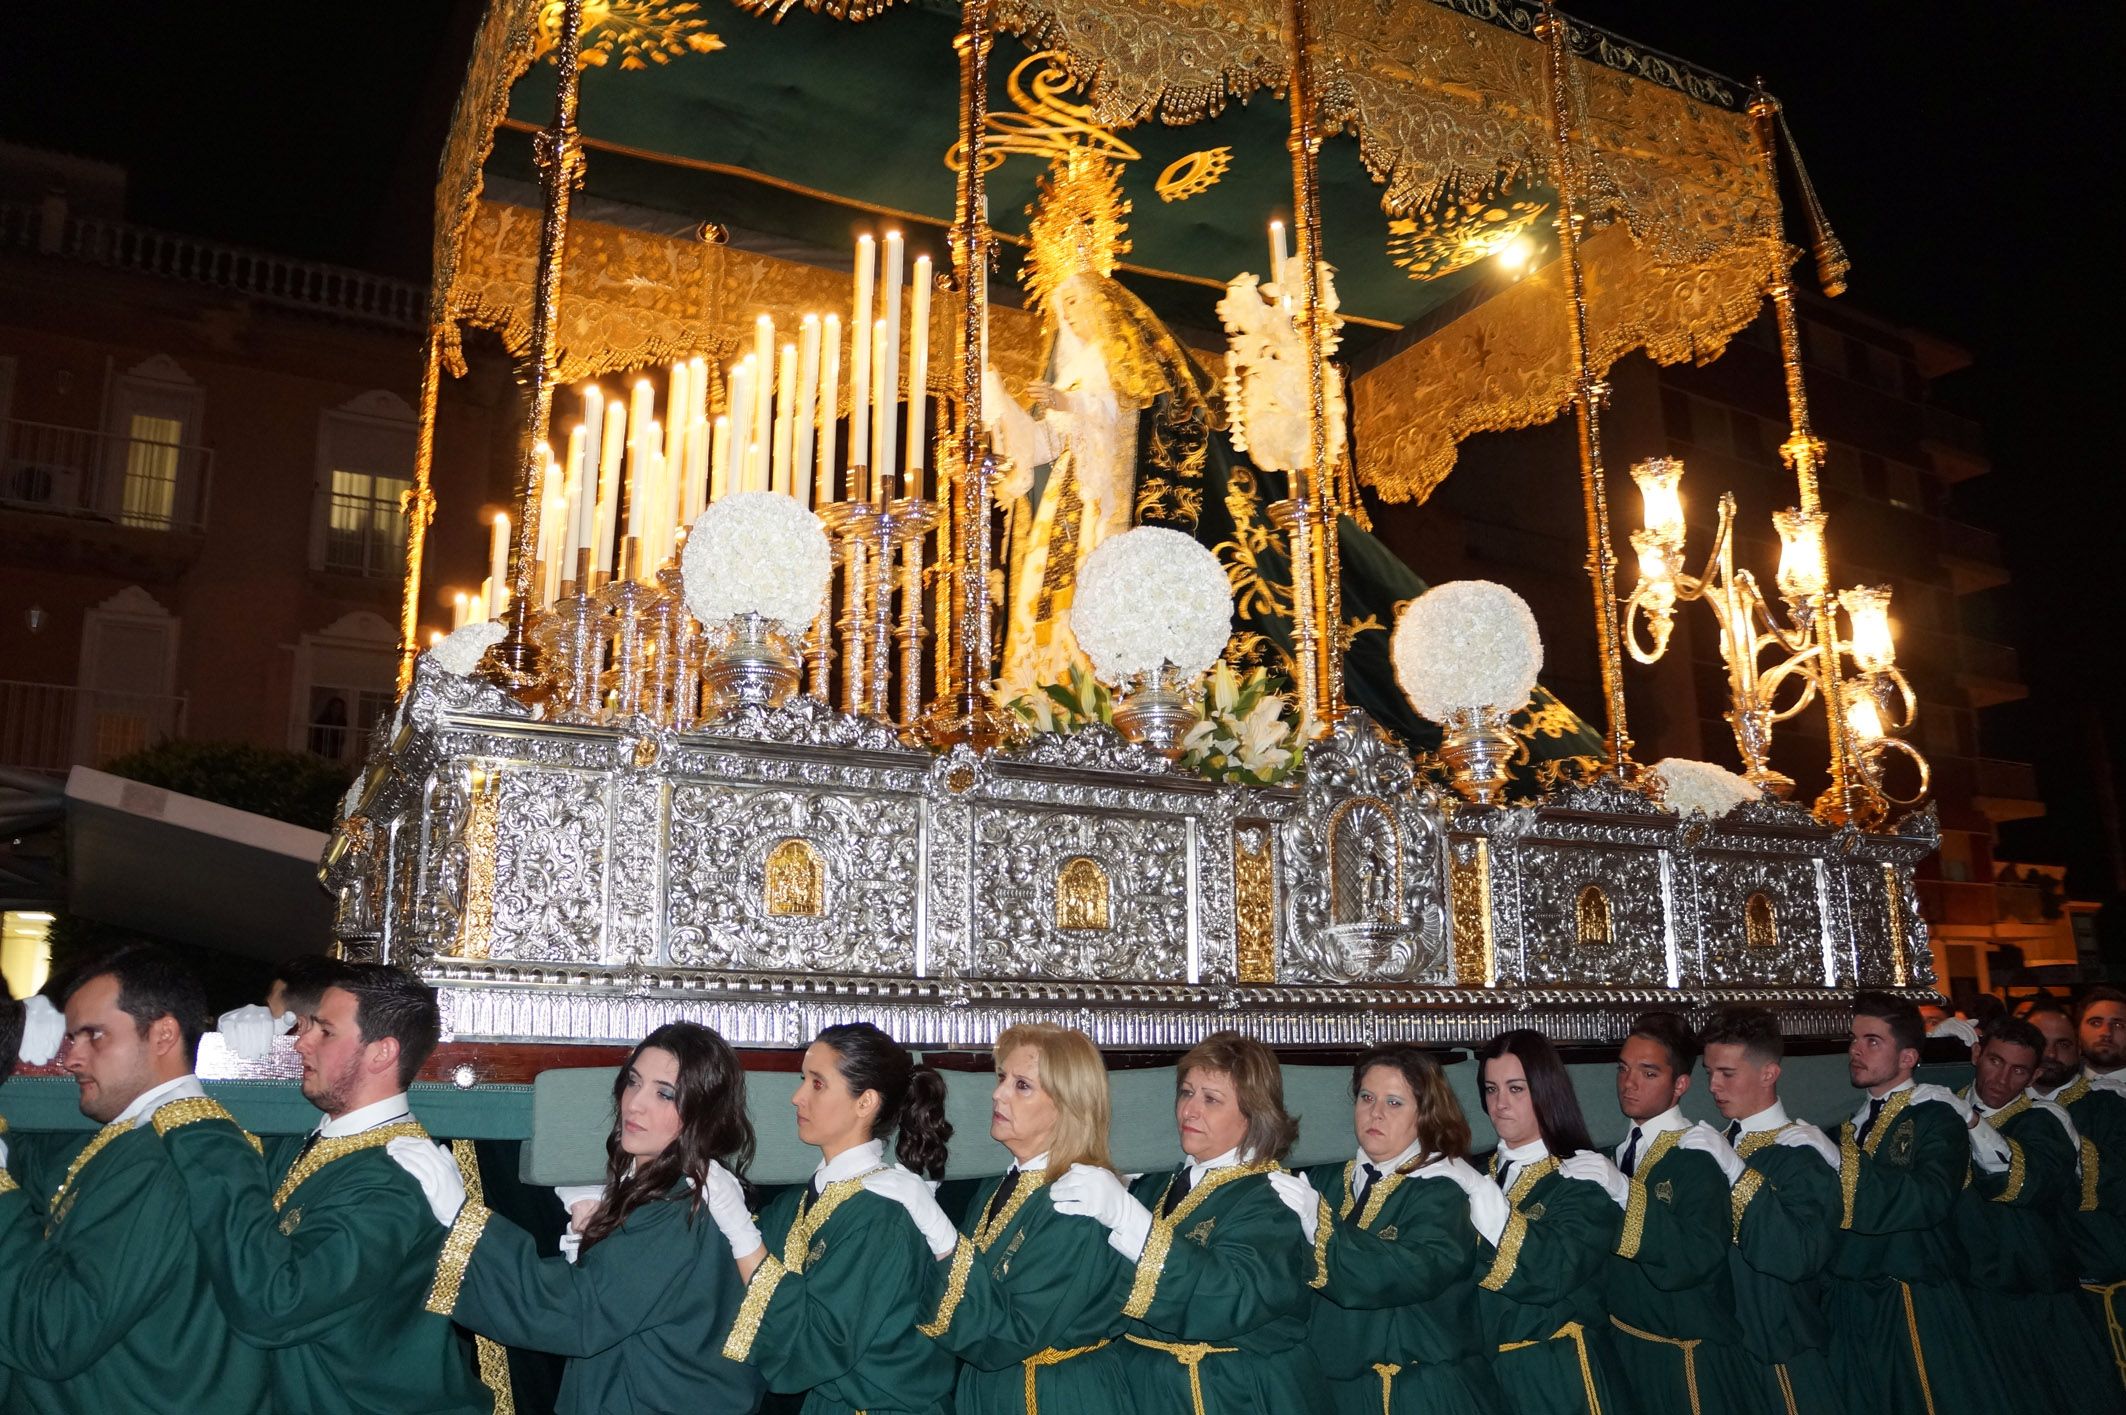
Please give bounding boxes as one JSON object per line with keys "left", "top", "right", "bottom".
{"left": 323, "top": 662, "right": 1943, "bottom": 1048}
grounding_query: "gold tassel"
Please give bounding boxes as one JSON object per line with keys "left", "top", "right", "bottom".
{"left": 1775, "top": 107, "right": 1849, "bottom": 296}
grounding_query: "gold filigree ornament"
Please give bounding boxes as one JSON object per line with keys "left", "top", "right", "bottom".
{"left": 1154, "top": 148, "right": 1232, "bottom": 203}
{"left": 536, "top": 1, "right": 725, "bottom": 69}
{"left": 946, "top": 52, "right": 1141, "bottom": 175}
{"left": 1021, "top": 148, "right": 1132, "bottom": 324}
{"left": 1387, "top": 198, "right": 1548, "bottom": 280}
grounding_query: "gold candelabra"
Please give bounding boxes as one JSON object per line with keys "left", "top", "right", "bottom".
{"left": 1622, "top": 457, "right": 1928, "bottom": 826}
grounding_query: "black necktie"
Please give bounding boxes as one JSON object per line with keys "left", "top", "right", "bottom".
{"left": 983, "top": 1167, "right": 1022, "bottom": 1227}
{"left": 805, "top": 1174, "right": 823, "bottom": 1208}
{"left": 1724, "top": 1120, "right": 1742, "bottom": 1145}
{"left": 1856, "top": 1096, "right": 1886, "bottom": 1147}
{"left": 1160, "top": 1168, "right": 1193, "bottom": 1217}
{"left": 1355, "top": 1161, "right": 1382, "bottom": 1208}
{"left": 1495, "top": 1159, "right": 1514, "bottom": 1193}
{"left": 1619, "top": 1126, "right": 1643, "bottom": 1178}
{"left": 298, "top": 1131, "right": 322, "bottom": 1159}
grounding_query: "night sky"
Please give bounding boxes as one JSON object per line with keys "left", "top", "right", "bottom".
{"left": 4, "top": 3, "right": 2121, "bottom": 904}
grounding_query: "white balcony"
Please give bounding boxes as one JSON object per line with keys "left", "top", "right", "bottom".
{"left": 0, "top": 417, "right": 214, "bottom": 534}
{"left": 0, "top": 680, "right": 188, "bottom": 775}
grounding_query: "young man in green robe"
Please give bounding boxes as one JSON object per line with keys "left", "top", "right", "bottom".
{"left": 157, "top": 962, "right": 490, "bottom": 1415}
{"left": 0, "top": 946, "right": 270, "bottom": 1415}
{"left": 1582, "top": 1010, "right": 1762, "bottom": 1413}
{"left": 2030, "top": 999, "right": 2126, "bottom": 1394}
{"left": 1699, "top": 1007, "right": 1844, "bottom": 1415}
{"left": 1953, "top": 1016, "right": 2118, "bottom": 1414}
{"left": 1825, "top": 990, "right": 2013, "bottom": 1414}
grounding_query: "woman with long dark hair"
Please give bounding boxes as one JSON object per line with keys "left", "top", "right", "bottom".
{"left": 915, "top": 1022, "right": 1134, "bottom": 1413}
{"left": 1290, "top": 1043, "right": 1507, "bottom": 1414}
{"left": 1050, "top": 1029, "right": 1329, "bottom": 1414}
{"left": 392, "top": 1021, "right": 766, "bottom": 1414}
{"left": 717, "top": 1021, "right": 960, "bottom": 1414}
{"left": 1471, "top": 1029, "right": 1629, "bottom": 1415}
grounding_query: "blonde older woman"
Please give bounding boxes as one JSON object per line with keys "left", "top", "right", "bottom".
{"left": 916, "top": 1023, "right": 1133, "bottom": 1414}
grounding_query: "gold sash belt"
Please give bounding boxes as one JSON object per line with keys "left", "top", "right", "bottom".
{"left": 1371, "top": 1361, "right": 1402, "bottom": 1415}
{"left": 1125, "top": 1334, "right": 1238, "bottom": 1415}
{"left": 1498, "top": 1319, "right": 1602, "bottom": 1415}
{"left": 2085, "top": 1279, "right": 2126, "bottom": 1386}
{"left": 1609, "top": 1315, "right": 1701, "bottom": 1415}
{"left": 1021, "top": 1337, "right": 1110, "bottom": 1415}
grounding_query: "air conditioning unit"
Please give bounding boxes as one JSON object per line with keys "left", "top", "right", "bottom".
{"left": 3, "top": 461, "right": 84, "bottom": 510}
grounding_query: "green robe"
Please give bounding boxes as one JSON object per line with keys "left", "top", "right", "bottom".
{"left": 1952, "top": 1092, "right": 2116, "bottom": 1415}
{"left": 1727, "top": 1126, "right": 1840, "bottom": 1415}
{"left": 915, "top": 1168, "right": 1133, "bottom": 1414}
{"left": 433, "top": 1182, "right": 764, "bottom": 1415}
{"left": 2050, "top": 1076, "right": 2126, "bottom": 1393}
{"left": 0, "top": 1103, "right": 270, "bottom": 1415}
{"left": 1114, "top": 1162, "right": 1330, "bottom": 1415}
{"left": 160, "top": 1109, "right": 488, "bottom": 1415}
{"left": 1472, "top": 1154, "right": 1629, "bottom": 1415}
{"left": 1824, "top": 1088, "right": 2013, "bottom": 1414}
{"left": 721, "top": 1175, "right": 956, "bottom": 1415}
{"left": 1600, "top": 1130, "right": 1762, "bottom": 1414}
{"left": 1299, "top": 1159, "right": 1505, "bottom": 1415}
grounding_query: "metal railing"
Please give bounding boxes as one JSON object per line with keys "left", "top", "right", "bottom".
{"left": 0, "top": 200, "right": 427, "bottom": 330}
{"left": 0, "top": 417, "right": 214, "bottom": 534}
{"left": 0, "top": 680, "right": 188, "bottom": 775}
{"left": 1975, "top": 757, "right": 2039, "bottom": 801}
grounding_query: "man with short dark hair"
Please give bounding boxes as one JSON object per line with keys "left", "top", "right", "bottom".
{"left": 0, "top": 947, "right": 270, "bottom": 1414}
{"left": 1952, "top": 1017, "right": 2116, "bottom": 1413}
{"left": 1699, "top": 1007, "right": 1842, "bottom": 1415}
{"left": 1825, "top": 990, "right": 2010, "bottom": 1413}
{"left": 2079, "top": 985, "right": 2126, "bottom": 1080}
{"left": 2028, "top": 1001, "right": 2082, "bottom": 1094}
{"left": 158, "top": 962, "right": 488, "bottom": 1415}
{"left": 1580, "top": 1009, "right": 1760, "bottom": 1411}
{"left": 2034, "top": 995, "right": 2126, "bottom": 1394}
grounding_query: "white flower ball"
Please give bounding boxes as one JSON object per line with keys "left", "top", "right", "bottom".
{"left": 1390, "top": 579, "right": 1543, "bottom": 721}
{"left": 427, "top": 620, "right": 506, "bottom": 677}
{"left": 1651, "top": 758, "right": 1759, "bottom": 818}
{"left": 1070, "top": 527, "right": 1234, "bottom": 683}
{"left": 681, "top": 491, "right": 833, "bottom": 633}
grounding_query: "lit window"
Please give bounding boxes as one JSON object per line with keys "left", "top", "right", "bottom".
{"left": 324, "top": 470, "right": 412, "bottom": 576}
{"left": 121, "top": 414, "right": 184, "bottom": 529}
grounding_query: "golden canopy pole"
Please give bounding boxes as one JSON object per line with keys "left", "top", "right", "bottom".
{"left": 921, "top": 0, "right": 1012, "bottom": 749}
{"left": 1748, "top": 87, "right": 1859, "bottom": 824}
{"left": 1537, "top": 4, "right": 1633, "bottom": 775}
{"left": 395, "top": 328, "right": 444, "bottom": 695}
{"left": 478, "top": 0, "right": 587, "bottom": 693}
{"left": 1276, "top": 0, "right": 1338, "bottom": 730}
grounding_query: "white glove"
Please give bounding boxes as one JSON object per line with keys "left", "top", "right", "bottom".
{"left": 1677, "top": 1122, "right": 1746, "bottom": 1185}
{"left": 1773, "top": 1122, "right": 1842, "bottom": 1170}
{"left": 1927, "top": 1017, "right": 1980, "bottom": 1050}
{"left": 1909, "top": 1083, "right": 1974, "bottom": 1126}
{"left": 17, "top": 995, "right": 63, "bottom": 1066}
{"left": 216, "top": 1004, "right": 296, "bottom": 1062}
{"left": 553, "top": 1184, "right": 604, "bottom": 1231}
{"left": 0, "top": 1135, "right": 9, "bottom": 1173}
{"left": 558, "top": 1231, "right": 583, "bottom": 1264}
{"left": 861, "top": 1164, "right": 958, "bottom": 1259}
{"left": 386, "top": 1137, "right": 468, "bottom": 1227}
{"left": 1968, "top": 1119, "right": 2012, "bottom": 1175}
{"left": 705, "top": 1159, "right": 764, "bottom": 1260}
{"left": 1558, "top": 1150, "right": 1631, "bottom": 1209}
{"left": 1437, "top": 1156, "right": 1510, "bottom": 1246}
{"left": 1050, "top": 1162, "right": 1155, "bottom": 1261}
{"left": 1266, "top": 1171, "right": 1319, "bottom": 1245}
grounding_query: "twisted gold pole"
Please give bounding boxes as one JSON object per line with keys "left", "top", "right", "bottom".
{"left": 1539, "top": 4, "right": 1633, "bottom": 775}
{"left": 396, "top": 329, "right": 443, "bottom": 695}
{"left": 1283, "top": 0, "right": 1337, "bottom": 730}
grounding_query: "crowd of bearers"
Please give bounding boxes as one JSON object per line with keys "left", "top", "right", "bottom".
{"left": 8, "top": 952, "right": 2126, "bottom": 1415}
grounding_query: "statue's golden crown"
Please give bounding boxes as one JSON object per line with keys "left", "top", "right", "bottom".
{"left": 1022, "top": 148, "right": 1131, "bottom": 314}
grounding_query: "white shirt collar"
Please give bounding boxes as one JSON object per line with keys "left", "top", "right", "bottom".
{"left": 2033, "top": 1079, "right": 2072, "bottom": 1103}
{"left": 1355, "top": 1136, "right": 1427, "bottom": 1181}
{"left": 1185, "top": 1145, "right": 1244, "bottom": 1187}
{"left": 317, "top": 1093, "right": 412, "bottom": 1140}
{"left": 2087, "top": 1063, "right": 2122, "bottom": 1082}
{"left": 814, "top": 1138, "right": 886, "bottom": 1187}
{"left": 1497, "top": 1136, "right": 1549, "bottom": 1171}
{"left": 1734, "top": 1101, "right": 1789, "bottom": 1136}
{"left": 1855, "top": 1076, "right": 1914, "bottom": 1121}
{"left": 1968, "top": 1086, "right": 2027, "bottom": 1120}
{"left": 117, "top": 1074, "right": 205, "bottom": 1130}
{"left": 1615, "top": 1106, "right": 1688, "bottom": 1160}
{"left": 1009, "top": 1151, "right": 1050, "bottom": 1174}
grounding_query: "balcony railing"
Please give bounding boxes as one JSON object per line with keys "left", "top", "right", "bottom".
{"left": 1960, "top": 637, "right": 2023, "bottom": 683}
{"left": 0, "top": 680, "right": 188, "bottom": 775}
{"left": 0, "top": 417, "right": 214, "bottom": 534}
{"left": 0, "top": 200, "right": 427, "bottom": 330}
{"left": 1975, "top": 757, "right": 2039, "bottom": 801}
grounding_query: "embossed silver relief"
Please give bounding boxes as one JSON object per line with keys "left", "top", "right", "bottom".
{"left": 969, "top": 804, "right": 1192, "bottom": 981}
{"left": 484, "top": 769, "right": 611, "bottom": 963}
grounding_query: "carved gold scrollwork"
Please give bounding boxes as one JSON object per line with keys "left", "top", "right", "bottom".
{"left": 764, "top": 838, "right": 827, "bottom": 918}
{"left": 1744, "top": 891, "right": 1778, "bottom": 951}
{"left": 451, "top": 767, "right": 502, "bottom": 960}
{"left": 1574, "top": 883, "right": 1613, "bottom": 949}
{"left": 1056, "top": 855, "right": 1112, "bottom": 931}
{"left": 1449, "top": 840, "right": 1494, "bottom": 988}
{"left": 1234, "top": 828, "right": 1276, "bottom": 983}
{"left": 1880, "top": 865, "right": 1908, "bottom": 987}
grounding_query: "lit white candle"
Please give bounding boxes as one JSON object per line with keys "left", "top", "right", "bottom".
{"left": 905, "top": 254, "right": 931, "bottom": 500}
{"left": 628, "top": 420, "right": 660, "bottom": 546}
{"left": 664, "top": 362, "right": 689, "bottom": 477}
{"left": 876, "top": 231, "right": 903, "bottom": 494}
{"left": 727, "top": 359, "right": 754, "bottom": 493}
{"left": 1269, "top": 219, "right": 1288, "bottom": 287}
{"left": 850, "top": 235, "right": 874, "bottom": 479}
{"left": 627, "top": 377, "right": 655, "bottom": 489}
{"left": 594, "top": 400, "right": 626, "bottom": 579}
{"left": 684, "top": 413, "right": 709, "bottom": 526}
{"left": 773, "top": 341, "right": 797, "bottom": 495}
{"left": 793, "top": 314, "right": 820, "bottom": 507}
{"left": 752, "top": 316, "right": 775, "bottom": 476}
{"left": 562, "top": 422, "right": 588, "bottom": 573}
{"left": 746, "top": 441, "right": 762, "bottom": 495}
{"left": 475, "top": 581, "right": 490, "bottom": 625}
{"left": 817, "top": 313, "right": 840, "bottom": 506}
{"left": 488, "top": 511, "right": 510, "bottom": 617}
{"left": 710, "top": 415, "right": 731, "bottom": 502}
{"left": 452, "top": 591, "right": 469, "bottom": 631}
{"left": 871, "top": 317, "right": 889, "bottom": 503}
